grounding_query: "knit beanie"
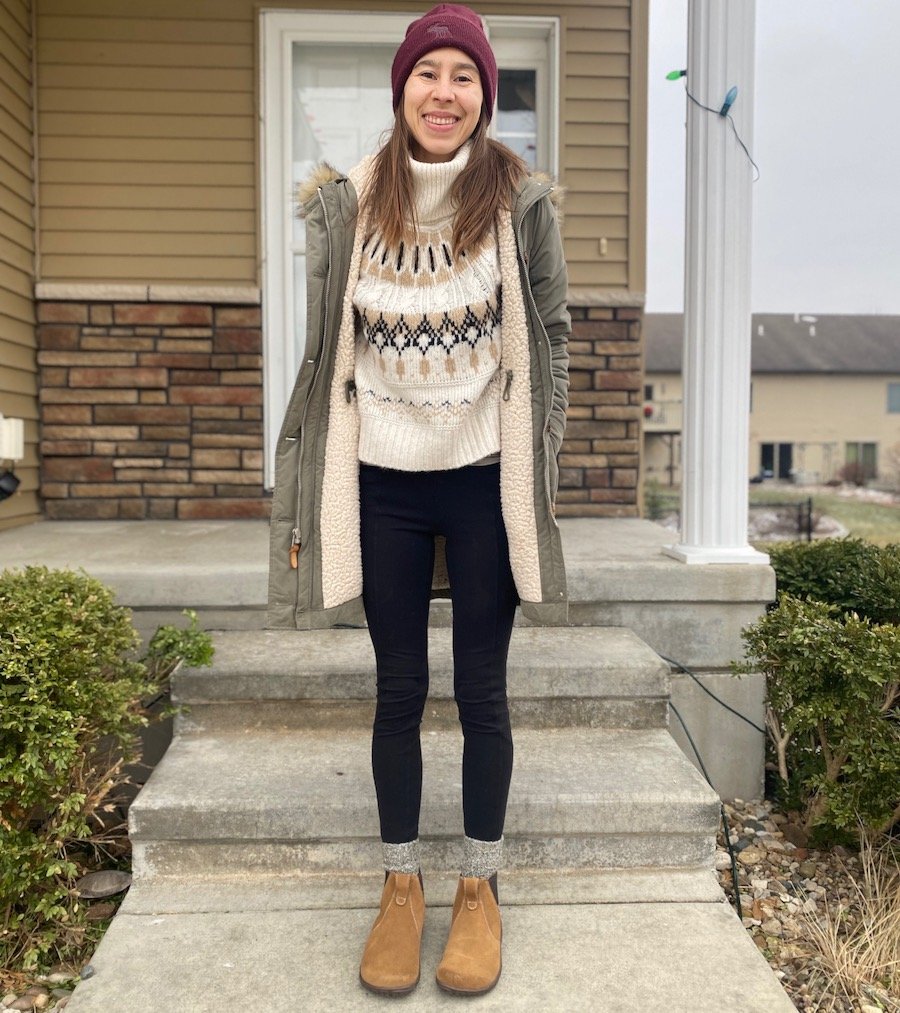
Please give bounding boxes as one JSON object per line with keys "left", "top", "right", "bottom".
{"left": 391, "top": 4, "right": 498, "bottom": 120}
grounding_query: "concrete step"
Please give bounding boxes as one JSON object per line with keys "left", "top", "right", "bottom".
{"left": 130, "top": 726, "right": 721, "bottom": 880}
{"left": 64, "top": 887, "right": 796, "bottom": 1013}
{"left": 173, "top": 626, "right": 670, "bottom": 731}
{"left": 122, "top": 868, "right": 726, "bottom": 910}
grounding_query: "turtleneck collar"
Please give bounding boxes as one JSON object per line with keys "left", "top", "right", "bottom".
{"left": 408, "top": 140, "right": 472, "bottom": 227}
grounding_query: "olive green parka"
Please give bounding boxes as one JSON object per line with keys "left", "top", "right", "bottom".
{"left": 267, "top": 156, "right": 571, "bottom": 630}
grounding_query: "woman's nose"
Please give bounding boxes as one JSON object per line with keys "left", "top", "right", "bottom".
{"left": 432, "top": 76, "right": 455, "bottom": 102}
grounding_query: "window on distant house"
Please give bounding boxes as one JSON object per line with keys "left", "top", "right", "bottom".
{"left": 644, "top": 384, "right": 654, "bottom": 401}
{"left": 760, "top": 442, "right": 793, "bottom": 479}
{"left": 845, "top": 441, "right": 878, "bottom": 480}
{"left": 888, "top": 383, "right": 900, "bottom": 413}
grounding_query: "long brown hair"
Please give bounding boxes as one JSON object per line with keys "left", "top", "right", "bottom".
{"left": 360, "top": 108, "right": 528, "bottom": 258}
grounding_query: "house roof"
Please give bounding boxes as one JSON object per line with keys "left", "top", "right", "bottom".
{"left": 644, "top": 313, "right": 900, "bottom": 374}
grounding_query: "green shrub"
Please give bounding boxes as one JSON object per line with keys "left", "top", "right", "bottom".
{"left": 767, "top": 538, "right": 900, "bottom": 625}
{"left": 0, "top": 566, "right": 213, "bottom": 972}
{"left": 735, "top": 593, "right": 900, "bottom": 845}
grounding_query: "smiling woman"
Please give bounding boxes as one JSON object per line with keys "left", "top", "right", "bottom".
{"left": 267, "top": 2, "right": 570, "bottom": 999}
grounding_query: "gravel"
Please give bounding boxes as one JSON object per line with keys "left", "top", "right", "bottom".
{"left": 716, "top": 796, "right": 899, "bottom": 1012}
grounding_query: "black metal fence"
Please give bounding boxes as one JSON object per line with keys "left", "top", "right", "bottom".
{"left": 647, "top": 494, "right": 815, "bottom": 542}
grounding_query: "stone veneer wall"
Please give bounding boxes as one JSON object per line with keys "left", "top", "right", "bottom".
{"left": 555, "top": 304, "right": 642, "bottom": 517}
{"left": 37, "top": 301, "right": 268, "bottom": 520}
{"left": 36, "top": 300, "right": 641, "bottom": 520}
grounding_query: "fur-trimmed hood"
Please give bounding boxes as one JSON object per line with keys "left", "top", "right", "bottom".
{"left": 294, "top": 158, "right": 564, "bottom": 220}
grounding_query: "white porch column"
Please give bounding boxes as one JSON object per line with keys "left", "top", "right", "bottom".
{"left": 664, "top": 0, "right": 768, "bottom": 565}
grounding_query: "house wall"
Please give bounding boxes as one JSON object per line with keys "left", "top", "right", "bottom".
{"left": 643, "top": 371, "right": 900, "bottom": 488}
{"left": 0, "top": 0, "right": 39, "bottom": 532}
{"left": 32, "top": 0, "right": 647, "bottom": 520}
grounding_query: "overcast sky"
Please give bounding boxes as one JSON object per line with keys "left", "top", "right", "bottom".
{"left": 646, "top": 1, "right": 900, "bottom": 314}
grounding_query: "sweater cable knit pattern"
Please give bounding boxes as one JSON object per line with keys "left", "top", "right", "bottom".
{"left": 352, "top": 142, "right": 503, "bottom": 471}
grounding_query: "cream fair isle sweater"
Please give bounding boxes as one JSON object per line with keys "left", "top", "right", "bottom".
{"left": 352, "top": 142, "right": 502, "bottom": 471}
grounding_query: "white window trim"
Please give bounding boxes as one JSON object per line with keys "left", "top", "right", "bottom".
{"left": 260, "top": 10, "right": 559, "bottom": 487}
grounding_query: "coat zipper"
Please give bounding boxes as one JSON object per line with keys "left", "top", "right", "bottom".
{"left": 290, "top": 186, "right": 335, "bottom": 580}
{"left": 502, "top": 369, "right": 513, "bottom": 401}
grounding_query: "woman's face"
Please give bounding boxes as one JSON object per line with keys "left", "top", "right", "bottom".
{"left": 402, "top": 47, "right": 483, "bottom": 163}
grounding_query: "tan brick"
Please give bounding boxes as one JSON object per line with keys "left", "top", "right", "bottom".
{"left": 568, "top": 354, "right": 605, "bottom": 371}
{"left": 96, "top": 406, "right": 190, "bottom": 424}
{"left": 39, "top": 384, "right": 139, "bottom": 405}
{"left": 613, "top": 468, "right": 638, "bottom": 487}
{"left": 90, "top": 304, "right": 114, "bottom": 325}
{"left": 47, "top": 499, "right": 119, "bottom": 519}
{"left": 140, "top": 352, "right": 212, "bottom": 368}
{"left": 43, "top": 457, "right": 115, "bottom": 481}
{"left": 135, "top": 326, "right": 161, "bottom": 335}
{"left": 114, "top": 458, "right": 164, "bottom": 468}
{"left": 589, "top": 488, "right": 635, "bottom": 503}
{"left": 120, "top": 499, "right": 148, "bottom": 519}
{"left": 568, "top": 372, "right": 591, "bottom": 391}
{"left": 192, "top": 433, "right": 260, "bottom": 448}
{"left": 573, "top": 320, "right": 628, "bottom": 340}
{"left": 236, "top": 354, "right": 263, "bottom": 369}
{"left": 113, "top": 441, "right": 169, "bottom": 456}
{"left": 585, "top": 469, "right": 610, "bottom": 488}
{"left": 40, "top": 439, "right": 93, "bottom": 455}
{"left": 40, "top": 482, "right": 68, "bottom": 498}
{"left": 592, "top": 439, "right": 638, "bottom": 453}
{"left": 593, "top": 370, "right": 642, "bottom": 391}
{"left": 241, "top": 449, "right": 263, "bottom": 469}
{"left": 569, "top": 392, "right": 608, "bottom": 406}
{"left": 142, "top": 425, "right": 191, "bottom": 440}
{"left": 567, "top": 406, "right": 593, "bottom": 420}
{"left": 194, "top": 420, "right": 262, "bottom": 435}
{"left": 211, "top": 354, "right": 238, "bottom": 369}
{"left": 610, "top": 355, "right": 641, "bottom": 371}
{"left": 71, "top": 483, "right": 142, "bottom": 497}
{"left": 558, "top": 468, "right": 583, "bottom": 487}
{"left": 241, "top": 406, "right": 262, "bottom": 420}
{"left": 215, "top": 484, "right": 266, "bottom": 497}
{"left": 143, "top": 483, "right": 215, "bottom": 497}
{"left": 140, "top": 391, "right": 168, "bottom": 404}
{"left": 566, "top": 340, "right": 593, "bottom": 354}
{"left": 555, "top": 489, "right": 589, "bottom": 502}
{"left": 191, "top": 469, "right": 263, "bottom": 484}
{"left": 39, "top": 367, "right": 68, "bottom": 386}
{"left": 127, "top": 468, "right": 190, "bottom": 481}
{"left": 157, "top": 339, "right": 213, "bottom": 353}
{"left": 69, "top": 367, "right": 167, "bottom": 388}
{"left": 607, "top": 454, "right": 639, "bottom": 467}
{"left": 615, "top": 307, "right": 642, "bottom": 320}
{"left": 42, "top": 425, "right": 139, "bottom": 440}
{"left": 192, "top": 406, "right": 242, "bottom": 420}
{"left": 161, "top": 328, "right": 214, "bottom": 338}
{"left": 594, "top": 341, "right": 639, "bottom": 355}
{"left": 149, "top": 498, "right": 176, "bottom": 518}
{"left": 94, "top": 442, "right": 118, "bottom": 454}
{"left": 81, "top": 336, "right": 155, "bottom": 351}
{"left": 560, "top": 454, "right": 609, "bottom": 468}
{"left": 42, "top": 405, "right": 93, "bottom": 424}
{"left": 115, "top": 304, "right": 212, "bottom": 326}
{"left": 38, "top": 350, "right": 134, "bottom": 367}
{"left": 178, "top": 497, "right": 270, "bottom": 520}
{"left": 586, "top": 307, "right": 615, "bottom": 320}
{"left": 221, "top": 370, "right": 262, "bottom": 385}
{"left": 215, "top": 306, "right": 262, "bottom": 327}
{"left": 168, "top": 444, "right": 191, "bottom": 458}
{"left": 38, "top": 302, "right": 87, "bottom": 323}
{"left": 37, "top": 324, "right": 80, "bottom": 350}
{"left": 560, "top": 439, "right": 591, "bottom": 454}
{"left": 192, "top": 449, "right": 241, "bottom": 468}
{"left": 592, "top": 405, "right": 643, "bottom": 420}
{"left": 169, "top": 386, "right": 261, "bottom": 406}
{"left": 171, "top": 370, "right": 219, "bottom": 384}
{"left": 214, "top": 328, "right": 261, "bottom": 354}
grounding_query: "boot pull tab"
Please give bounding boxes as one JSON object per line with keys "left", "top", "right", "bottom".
{"left": 465, "top": 877, "right": 479, "bottom": 910}
{"left": 394, "top": 873, "right": 410, "bottom": 906}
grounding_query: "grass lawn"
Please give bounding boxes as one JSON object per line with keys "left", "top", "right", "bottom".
{"left": 748, "top": 485, "right": 900, "bottom": 545}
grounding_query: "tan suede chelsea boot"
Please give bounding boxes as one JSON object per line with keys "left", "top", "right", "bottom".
{"left": 358, "top": 870, "right": 425, "bottom": 996}
{"left": 435, "top": 875, "right": 502, "bottom": 995}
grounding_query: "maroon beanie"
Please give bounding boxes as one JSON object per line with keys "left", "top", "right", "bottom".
{"left": 391, "top": 4, "right": 498, "bottom": 120}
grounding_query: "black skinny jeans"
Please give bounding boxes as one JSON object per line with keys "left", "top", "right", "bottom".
{"left": 360, "top": 462, "right": 519, "bottom": 845}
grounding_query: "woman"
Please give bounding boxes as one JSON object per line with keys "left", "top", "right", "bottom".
{"left": 267, "top": 2, "right": 570, "bottom": 997}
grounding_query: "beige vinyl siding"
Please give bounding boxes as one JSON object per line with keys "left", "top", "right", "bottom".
{"left": 36, "top": 1, "right": 257, "bottom": 285}
{"left": 0, "top": 0, "right": 39, "bottom": 531}
{"left": 35, "top": 0, "right": 646, "bottom": 297}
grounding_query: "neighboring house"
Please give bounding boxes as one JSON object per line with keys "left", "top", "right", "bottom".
{"left": 644, "top": 313, "right": 900, "bottom": 487}
{"left": 0, "top": 0, "right": 650, "bottom": 532}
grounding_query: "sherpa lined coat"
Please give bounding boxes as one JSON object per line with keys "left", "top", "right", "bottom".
{"left": 266, "top": 156, "right": 571, "bottom": 630}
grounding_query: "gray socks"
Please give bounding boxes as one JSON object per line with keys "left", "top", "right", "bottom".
{"left": 382, "top": 834, "right": 504, "bottom": 879}
{"left": 382, "top": 838, "right": 420, "bottom": 875}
